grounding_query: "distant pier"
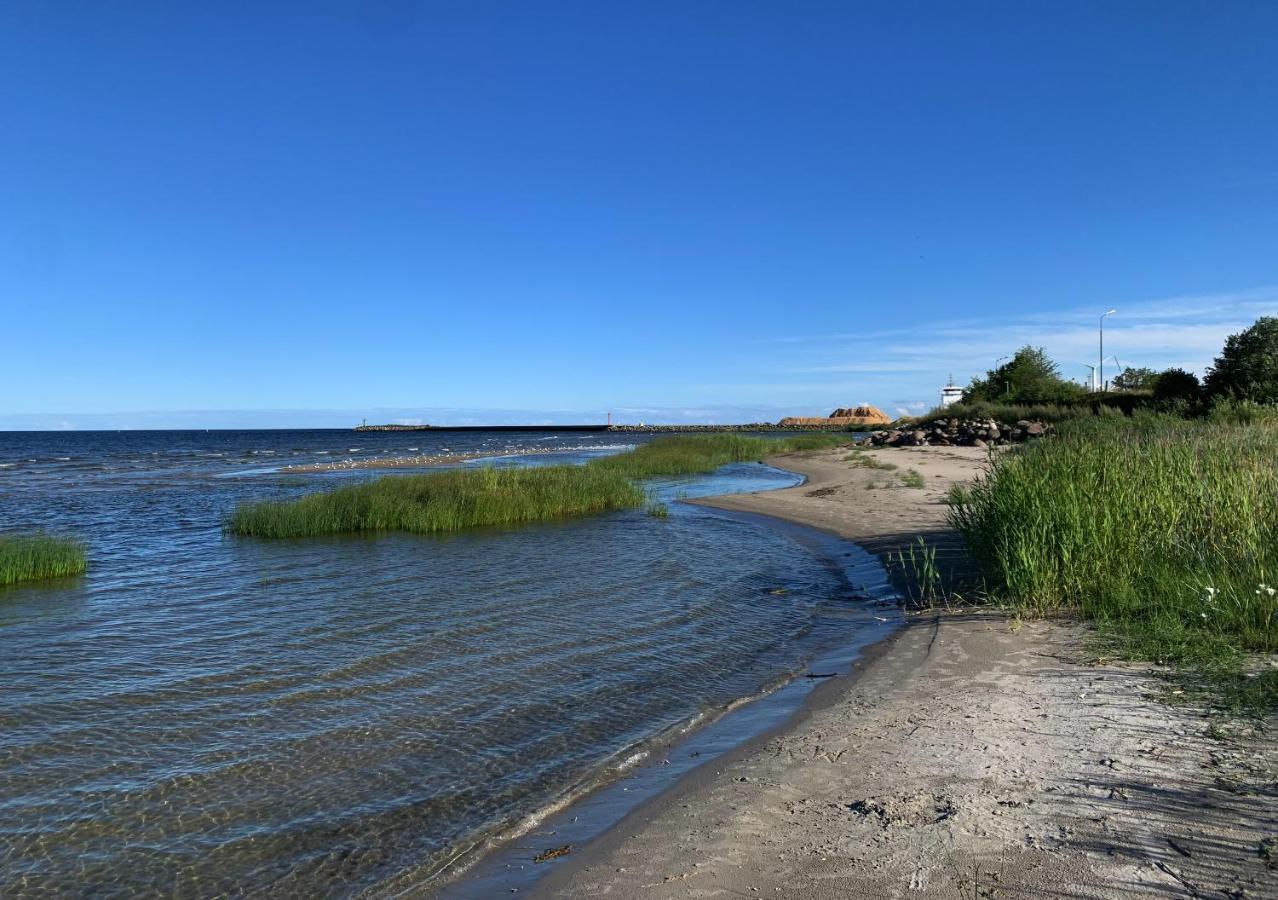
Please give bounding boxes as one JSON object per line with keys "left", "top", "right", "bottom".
{"left": 353, "top": 423, "right": 858, "bottom": 433}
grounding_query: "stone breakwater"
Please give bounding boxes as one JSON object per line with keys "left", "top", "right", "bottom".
{"left": 606, "top": 423, "right": 853, "bottom": 433}
{"left": 866, "top": 418, "right": 1052, "bottom": 448}
{"left": 353, "top": 424, "right": 860, "bottom": 433}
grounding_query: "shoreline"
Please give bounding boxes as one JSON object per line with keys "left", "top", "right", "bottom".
{"left": 525, "top": 445, "right": 1276, "bottom": 899}
{"left": 423, "top": 469, "right": 904, "bottom": 898}
{"left": 430, "top": 446, "right": 978, "bottom": 897}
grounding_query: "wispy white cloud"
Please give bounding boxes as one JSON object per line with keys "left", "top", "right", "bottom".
{"left": 704, "top": 285, "right": 1278, "bottom": 411}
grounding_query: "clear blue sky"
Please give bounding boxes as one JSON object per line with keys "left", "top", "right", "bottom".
{"left": 3, "top": 1, "right": 1276, "bottom": 427}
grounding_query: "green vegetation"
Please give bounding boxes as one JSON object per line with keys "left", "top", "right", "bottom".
{"left": 230, "top": 464, "right": 647, "bottom": 537}
{"left": 1203, "top": 316, "right": 1278, "bottom": 405}
{"left": 925, "top": 317, "right": 1278, "bottom": 428}
{"left": 900, "top": 469, "right": 926, "bottom": 489}
{"left": 919, "top": 399, "right": 1099, "bottom": 425}
{"left": 0, "top": 533, "right": 87, "bottom": 586}
{"left": 890, "top": 537, "right": 942, "bottom": 606}
{"left": 1206, "top": 399, "right": 1278, "bottom": 425}
{"left": 844, "top": 449, "right": 897, "bottom": 470}
{"left": 231, "top": 433, "right": 852, "bottom": 538}
{"left": 949, "top": 417, "right": 1278, "bottom": 683}
{"left": 1152, "top": 367, "right": 1201, "bottom": 405}
{"left": 646, "top": 500, "right": 670, "bottom": 518}
{"left": 963, "top": 346, "right": 1086, "bottom": 405}
{"left": 923, "top": 319, "right": 1278, "bottom": 709}
{"left": 590, "top": 433, "right": 850, "bottom": 478}
{"left": 1112, "top": 366, "right": 1158, "bottom": 391}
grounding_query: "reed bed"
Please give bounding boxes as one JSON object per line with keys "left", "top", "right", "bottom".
{"left": 230, "top": 433, "right": 852, "bottom": 538}
{"left": 0, "top": 533, "right": 87, "bottom": 586}
{"left": 949, "top": 417, "right": 1278, "bottom": 670}
{"left": 229, "top": 464, "right": 645, "bottom": 538}
{"left": 590, "top": 433, "right": 849, "bottom": 478}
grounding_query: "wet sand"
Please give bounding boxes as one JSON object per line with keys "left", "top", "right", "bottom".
{"left": 530, "top": 445, "right": 1277, "bottom": 899}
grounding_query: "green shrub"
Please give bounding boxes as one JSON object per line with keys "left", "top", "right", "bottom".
{"left": 921, "top": 400, "right": 1092, "bottom": 424}
{"left": 963, "top": 346, "right": 1086, "bottom": 405}
{"left": 1153, "top": 367, "right": 1202, "bottom": 405}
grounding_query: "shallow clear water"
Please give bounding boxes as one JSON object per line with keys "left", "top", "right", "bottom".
{"left": 0, "top": 430, "right": 878, "bottom": 896}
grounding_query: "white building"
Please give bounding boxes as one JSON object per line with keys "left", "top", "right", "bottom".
{"left": 939, "top": 381, "right": 964, "bottom": 407}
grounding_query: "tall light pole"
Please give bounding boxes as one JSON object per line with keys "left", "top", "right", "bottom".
{"left": 995, "top": 356, "right": 1010, "bottom": 398}
{"left": 1099, "top": 309, "right": 1116, "bottom": 391}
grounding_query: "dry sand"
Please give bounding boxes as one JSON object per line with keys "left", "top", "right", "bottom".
{"left": 530, "top": 445, "right": 1277, "bottom": 899}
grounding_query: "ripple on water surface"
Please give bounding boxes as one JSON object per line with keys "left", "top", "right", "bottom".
{"left": 0, "top": 432, "right": 877, "bottom": 896}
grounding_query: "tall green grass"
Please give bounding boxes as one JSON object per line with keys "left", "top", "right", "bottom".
{"left": 229, "top": 464, "right": 646, "bottom": 538}
{"left": 231, "top": 433, "right": 852, "bottom": 538}
{"left": 0, "top": 533, "right": 87, "bottom": 586}
{"left": 590, "top": 433, "right": 850, "bottom": 478}
{"left": 949, "top": 418, "right": 1278, "bottom": 672}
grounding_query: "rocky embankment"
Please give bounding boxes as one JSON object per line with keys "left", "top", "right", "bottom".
{"left": 867, "top": 417, "right": 1051, "bottom": 448}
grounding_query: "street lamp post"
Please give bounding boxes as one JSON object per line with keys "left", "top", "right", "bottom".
{"left": 1099, "top": 309, "right": 1116, "bottom": 391}
{"left": 995, "top": 356, "right": 1009, "bottom": 398}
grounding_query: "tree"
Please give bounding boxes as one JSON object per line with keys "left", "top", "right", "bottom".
{"left": 964, "top": 346, "right": 1086, "bottom": 405}
{"left": 1152, "top": 368, "right": 1201, "bottom": 404}
{"left": 1112, "top": 366, "right": 1158, "bottom": 391}
{"left": 1203, "top": 317, "right": 1278, "bottom": 404}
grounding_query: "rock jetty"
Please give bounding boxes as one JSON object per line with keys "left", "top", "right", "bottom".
{"left": 866, "top": 418, "right": 1052, "bottom": 448}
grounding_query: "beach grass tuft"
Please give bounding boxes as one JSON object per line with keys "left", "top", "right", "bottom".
{"left": 0, "top": 533, "right": 87, "bottom": 586}
{"left": 845, "top": 450, "right": 897, "bottom": 471}
{"left": 231, "top": 433, "right": 852, "bottom": 539}
{"left": 948, "top": 417, "right": 1278, "bottom": 671}
{"left": 901, "top": 469, "right": 926, "bottom": 489}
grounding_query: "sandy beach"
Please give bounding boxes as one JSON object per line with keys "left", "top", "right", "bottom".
{"left": 530, "top": 445, "right": 1277, "bottom": 899}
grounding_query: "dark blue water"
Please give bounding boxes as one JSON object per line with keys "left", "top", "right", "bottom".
{"left": 0, "top": 430, "right": 886, "bottom": 897}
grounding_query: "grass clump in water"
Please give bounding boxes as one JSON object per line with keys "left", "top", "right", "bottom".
{"left": 949, "top": 417, "right": 1278, "bottom": 677}
{"left": 231, "top": 434, "right": 852, "bottom": 538}
{"left": 0, "top": 533, "right": 87, "bottom": 585}
{"left": 230, "top": 465, "right": 646, "bottom": 537}
{"left": 591, "top": 433, "right": 850, "bottom": 478}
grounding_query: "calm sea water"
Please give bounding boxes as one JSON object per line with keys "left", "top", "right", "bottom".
{"left": 0, "top": 430, "right": 885, "bottom": 897}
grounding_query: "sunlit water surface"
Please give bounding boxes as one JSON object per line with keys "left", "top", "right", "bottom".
{"left": 0, "top": 430, "right": 883, "bottom": 896}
